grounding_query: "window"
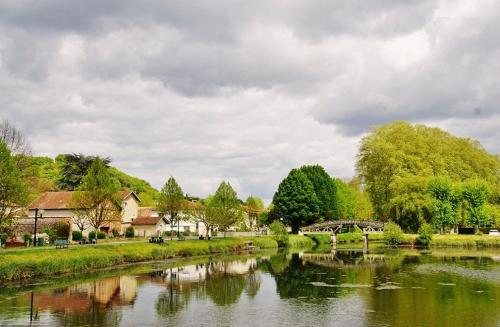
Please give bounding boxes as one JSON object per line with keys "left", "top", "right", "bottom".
{"left": 184, "top": 226, "right": 190, "bottom": 232}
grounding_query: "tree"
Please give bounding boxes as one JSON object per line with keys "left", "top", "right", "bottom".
{"left": 272, "top": 169, "right": 320, "bottom": 233}
{"left": 356, "top": 121, "right": 499, "bottom": 229}
{"left": 332, "top": 178, "right": 355, "bottom": 219}
{"left": 157, "top": 177, "right": 184, "bottom": 239}
{"left": 209, "top": 182, "right": 243, "bottom": 236}
{"left": 388, "top": 175, "right": 433, "bottom": 232}
{"left": 58, "top": 153, "right": 111, "bottom": 190}
{"left": 0, "top": 120, "right": 32, "bottom": 156}
{"left": 70, "top": 158, "right": 121, "bottom": 238}
{"left": 0, "top": 141, "right": 28, "bottom": 235}
{"left": 462, "top": 180, "right": 490, "bottom": 233}
{"left": 187, "top": 197, "right": 216, "bottom": 239}
{"left": 428, "top": 177, "right": 454, "bottom": 234}
{"left": 299, "top": 165, "right": 337, "bottom": 219}
{"left": 244, "top": 196, "right": 264, "bottom": 232}
{"left": 348, "top": 177, "right": 373, "bottom": 219}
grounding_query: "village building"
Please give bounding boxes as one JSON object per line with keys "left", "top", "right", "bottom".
{"left": 19, "top": 191, "right": 141, "bottom": 239}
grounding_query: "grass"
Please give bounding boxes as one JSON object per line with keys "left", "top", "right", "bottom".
{"left": 0, "top": 237, "right": 278, "bottom": 283}
{"left": 287, "top": 235, "right": 315, "bottom": 248}
{"left": 430, "top": 234, "right": 500, "bottom": 248}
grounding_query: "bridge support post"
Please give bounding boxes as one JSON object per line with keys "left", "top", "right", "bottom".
{"left": 362, "top": 233, "right": 368, "bottom": 253}
{"left": 330, "top": 233, "right": 337, "bottom": 245}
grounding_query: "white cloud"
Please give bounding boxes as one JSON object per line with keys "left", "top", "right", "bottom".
{"left": 0, "top": 0, "right": 498, "bottom": 203}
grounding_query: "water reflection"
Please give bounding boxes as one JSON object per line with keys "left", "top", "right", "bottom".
{"left": 1, "top": 250, "right": 500, "bottom": 326}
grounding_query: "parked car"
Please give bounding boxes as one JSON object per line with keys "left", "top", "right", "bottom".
{"left": 488, "top": 230, "right": 500, "bottom": 236}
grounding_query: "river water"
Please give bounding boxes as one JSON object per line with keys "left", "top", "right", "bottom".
{"left": 1, "top": 248, "right": 500, "bottom": 327}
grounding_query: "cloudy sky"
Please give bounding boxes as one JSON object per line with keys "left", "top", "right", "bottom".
{"left": 1, "top": 0, "right": 499, "bottom": 202}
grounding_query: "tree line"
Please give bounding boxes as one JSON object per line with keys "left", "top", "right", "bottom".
{"left": 268, "top": 121, "right": 499, "bottom": 234}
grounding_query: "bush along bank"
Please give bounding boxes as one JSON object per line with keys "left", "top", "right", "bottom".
{"left": 0, "top": 237, "right": 279, "bottom": 283}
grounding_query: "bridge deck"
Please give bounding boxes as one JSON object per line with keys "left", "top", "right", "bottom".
{"left": 301, "top": 220, "right": 385, "bottom": 233}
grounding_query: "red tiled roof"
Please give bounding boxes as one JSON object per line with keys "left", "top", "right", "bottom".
{"left": 28, "top": 192, "right": 76, "bottom": 210}
{"left": 131, "top": 216, "right": 161, "bottom": 225}
{"left": 28, "top": 191, "right": 140, "bottom": 210}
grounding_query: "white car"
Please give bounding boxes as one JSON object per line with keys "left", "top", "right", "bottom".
{"left": 488, "top": 230, "right": 500, "bottom": 236}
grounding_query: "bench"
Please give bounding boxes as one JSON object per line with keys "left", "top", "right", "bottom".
{"left": 55, "top": 239, "right": 69, "bottom": 249}
{"left": 149, "top": 236, "right": 164, "bottom": 243}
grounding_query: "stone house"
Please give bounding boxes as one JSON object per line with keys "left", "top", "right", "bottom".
{"left": 22, "top": 190, "right": 140, "bottom": 239}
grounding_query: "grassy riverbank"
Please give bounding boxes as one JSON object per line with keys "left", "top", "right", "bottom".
{"left": 0, "top": 237, "right": 283, "bottom": 283}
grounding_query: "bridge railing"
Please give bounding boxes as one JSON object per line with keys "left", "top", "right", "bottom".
{"left": 300, "top": 220, "right": 385, "bottom": 232}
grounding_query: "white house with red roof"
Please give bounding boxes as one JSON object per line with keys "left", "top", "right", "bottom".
{"left": 22, "top": 191, "right": 141, "bottom": 238}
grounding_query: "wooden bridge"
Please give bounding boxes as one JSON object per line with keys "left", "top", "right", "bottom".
{"left": 300, "top": 220, "right": 385, "bottom": 252}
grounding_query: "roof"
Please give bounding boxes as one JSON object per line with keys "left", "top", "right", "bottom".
{"left": 28, "top": 192, "right": 75, "bottom": 210}
{"left": 118, "top": 191, "right": 141, "bottom": 202}
{"left": 28, "top": 191, "right": 140, "bottom": 210}
{"left": 131, "top": 216, "right": 161, "bottom": 226}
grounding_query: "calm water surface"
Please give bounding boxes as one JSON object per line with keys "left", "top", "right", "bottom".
{"left": 1, "top": 248, "right": 500, "bottom": 327}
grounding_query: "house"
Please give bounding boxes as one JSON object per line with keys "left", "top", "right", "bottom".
{"left": 21, "top": 190, "right": 141, "bottom": 239}
{"left": 131, "top": 216, "right": 169, "bottom": 237}
{"left": 133, "top": 202, "right": 208, "bottom": 237}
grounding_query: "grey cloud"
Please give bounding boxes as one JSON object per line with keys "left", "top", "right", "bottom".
{"left": 0, "top": 0, "right": 498, "bottom": 201}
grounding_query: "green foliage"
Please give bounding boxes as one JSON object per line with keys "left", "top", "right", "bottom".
{"left": 383, "top": 221, "right": 404, "bottom": 245}
{"left": 23, "top": 233, "right": 32, "bottom": 246}
{"left": 88, "top": 231, "right": 96, "bottom": 240}
{"left": 72, "top": 231, "right": 83, "bottom": 241}
{"left": 245, "top": 195, "right": 264, "bottom": 230}
{"left": 0, "top": 141, "right": 28, "bottom": 235}
{"left": 305, "top": 233, "right": 331, "bottom": 245}
{"left": 357, "top": 121, "right": 500, "bottom": 227}
{"left": 0, "top": 237, "right": 279, "bottom": 282}
{"left": 58, "top": 153, "right": 111, "bottom": 190}
{"left": 43, "top": 221, "right": 70, "bottom": 243}
{"left": 272, "top": 169, "right": 320, "bottom": 233}
{"left": 299, "top": 165, "right": 337, "bottom": 218}
{"left": 348, "top": 177, "right": 374, "bottom": 219}
{"left": 207, "top": 182, "right": 243, "bottom": 233}
{"left": 462, "top": 179, "right": 490, "bottom": 231}
{"left": 16, "top": 155, "right": 57, "bottom": 201}
{"left": 417, "top": 223, "right": 434, "bottom": 246}
{"left": 485, "top": 204, "right": 500, "bottom": 226}
{"left": 108, "top": 167, "right": 159, "bottom": 206}
{"left": 428, "top": 177, "right": 455, "bottom": 232}
{"left": 96, "top": 232, "right": 106, "bottom": 239}
{"left": 71, "top": 158, "right": 121, "bottom": 231}
{"left": 287, "top": 235, "right": 315, "bottom": 248}
{"left": 125, "top": 227, "right": 135, "bottom": 238}
{"left": 19, "top": 154, "right": 159, "bottom": 206}
{"left": 269, "top": 221, "right": 289, "bottom": 247}
{"left": 43, "top": 227, "right": 57, "bottom": 243}
{"left": 332, "top": 178, "right": 355, "bottom": 219}
{"left": 157, "top": 177, "right": 184, "bottom": 230}
{"left": 387, "top": 175, "right": 433, "bottom": 232}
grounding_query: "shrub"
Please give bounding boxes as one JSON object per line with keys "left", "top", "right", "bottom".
{"left": 112, "top": 228, "right": 120, "bottom": 237}
{"left": 383, "top": 221, "right": 404, "bottom": 245}
{"left": 269, "top": 221, "right": 289, "bottom": 247}
{"left": 97, "top": 232, "right": 106, "bottom": 239}
{"left": 125, "top": 227, "right": 135, "bottom": 238}
{"left": 417, "top": 223, "right": 433, "bottom": 246}
{"left": 43, "top": 227, "right": 57, "bottom": 243}
{"left": 164, "top": 231, "right": 172, "bottom": 237}
{"left": 53, "top": 221, "right": 70, "bottom": 239}
{"left": 72, "top": 231, "right": 83, "bottom": 241}
{"left": 23, "top": 233, "right": 32, "bottom": 246}
{"left": 182, "top": 230, "right": 191, "bottom": 237}
{"left": 0, "top": 233, "right": 7, "bottom": 245}
{"left": 88, "top": 231, "right": 96, "bottom": 240}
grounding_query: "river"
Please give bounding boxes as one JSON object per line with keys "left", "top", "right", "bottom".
{"left": 1, "top": 248, "right": 500, "bottom": 326}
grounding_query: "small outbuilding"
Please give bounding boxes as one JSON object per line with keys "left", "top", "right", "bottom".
{"left": 131, "top": 216, "right": 169, "bottom": 237}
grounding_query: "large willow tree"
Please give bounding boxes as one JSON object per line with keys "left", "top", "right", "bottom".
{"left": 357, "top": 121, "right": 499, "bottom": 231}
